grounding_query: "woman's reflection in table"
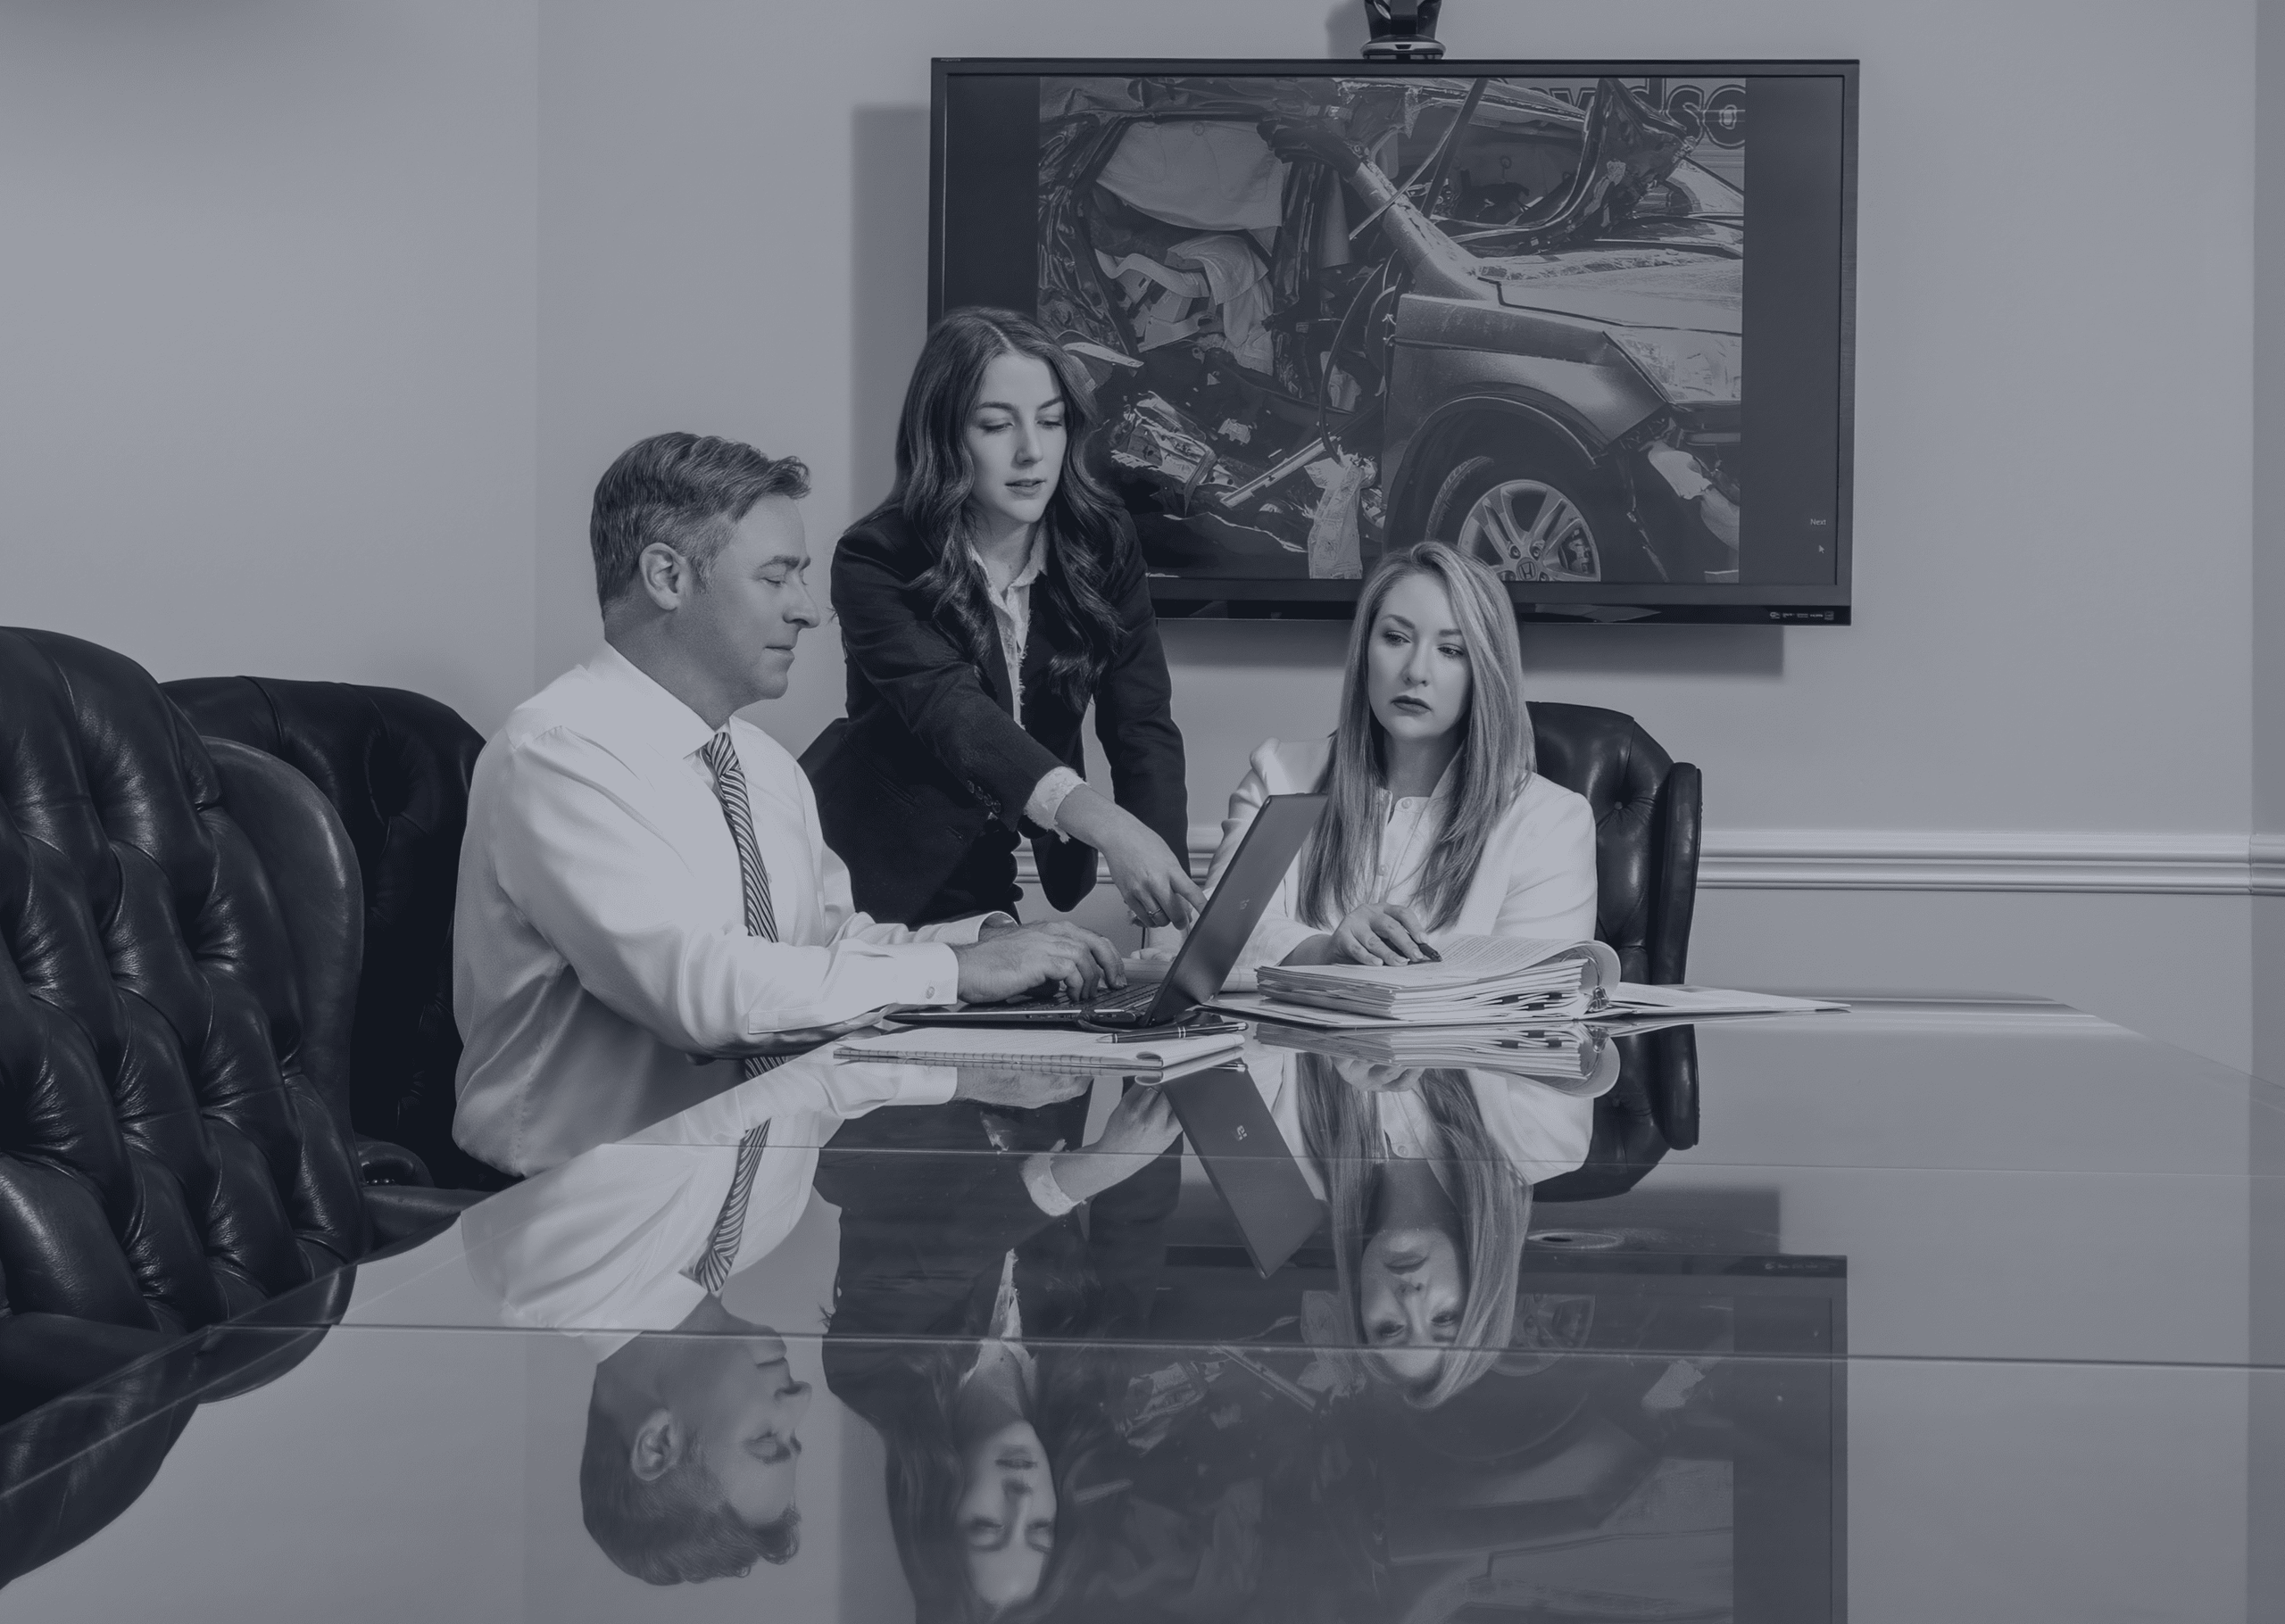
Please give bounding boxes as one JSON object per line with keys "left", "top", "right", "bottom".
{"left": 818, "top": 1079, "right": 1181, "bottom": 1620}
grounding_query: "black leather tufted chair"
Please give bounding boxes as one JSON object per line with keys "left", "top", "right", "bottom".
{"left": 0, "top": 629, "right": 477, "bottom": 1421}
{"left": 1525, "top": 701, "right": 1700, "bottom": 985}
{"left": 0, "top": 1289, "right": 345, "bottom": 1590}
{"left": 1524, "top": 702, "right": 1701, "bottom": 1181}
{"left": 1535, "top": 1027, "right": 1700, "bottom": 1204}
{"left": 161, "top": 675, "right": 503, "bottom": 1192}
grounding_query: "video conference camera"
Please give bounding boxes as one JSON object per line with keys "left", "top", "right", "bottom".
{"left": 1360, "top": 0, "right": 1446, "bottom": 62}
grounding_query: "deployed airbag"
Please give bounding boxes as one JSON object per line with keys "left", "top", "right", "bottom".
{"left": 1097, "top": 121, "right": 1290, "bottom": 233}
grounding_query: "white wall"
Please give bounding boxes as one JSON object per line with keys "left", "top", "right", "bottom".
{"left": 531, "top": 0, "right": 2262, "bottom": 1064}
{"left": 2, "top": 0, "right": 2267, "bottom": 1065}
{"left": 2256, "top": 0, "right": 2285, "bottom": 1090}
{"left": 540, "top": 0, "right": 2256, "bottom": 830}
{"left": 0, "top": 0, "right": 540, "bottom": 735}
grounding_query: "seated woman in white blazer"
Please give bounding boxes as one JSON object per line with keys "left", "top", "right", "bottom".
{"left": 1207, "top": 541, "right": 1597, "bottom": 972}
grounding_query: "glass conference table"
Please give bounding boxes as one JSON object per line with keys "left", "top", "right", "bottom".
{"left": 4, "top": 997, "right": 2282, "bottom": 1622}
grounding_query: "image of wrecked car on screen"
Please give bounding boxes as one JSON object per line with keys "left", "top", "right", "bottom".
{"left": 1038, "top": 75, "right": 1744, "bottom": 588}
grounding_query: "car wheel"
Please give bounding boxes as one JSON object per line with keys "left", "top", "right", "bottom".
{"left": 1425, "top": 444, "right": 1657, "bottom": 584}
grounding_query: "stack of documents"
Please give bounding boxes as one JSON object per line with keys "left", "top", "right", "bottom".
{"left": 1246, "top": 936, "right": 1623, "bottom": 1024}
{"left": 835, "top": 1024, "right": 1245, "bottom": 1073}
{"left": 1251, "top": 1020, "right": 1618, "bottom": 1093}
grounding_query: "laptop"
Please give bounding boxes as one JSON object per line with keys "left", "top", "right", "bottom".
{"left": 1161, "top": 1064, "right": 1325, "bottom": 1278}
{"left": 897, "top": 792, "right": 1326, "bottom": 1031}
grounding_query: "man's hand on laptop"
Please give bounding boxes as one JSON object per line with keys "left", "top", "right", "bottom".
{"left": 951, "top": 921, "right": 1125, "bottom": 1005}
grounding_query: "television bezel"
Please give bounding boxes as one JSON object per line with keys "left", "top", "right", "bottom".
{"left": 930, "top": 57, "right": 1859, "bottom": 626}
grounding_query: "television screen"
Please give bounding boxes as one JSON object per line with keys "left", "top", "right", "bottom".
{"left": 933, "top": 60, "right": 1857, "bottom": 623}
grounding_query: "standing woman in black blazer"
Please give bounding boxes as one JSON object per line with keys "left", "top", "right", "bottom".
{"left": 807, "top": 307, "right": 1202, "bottom": 930}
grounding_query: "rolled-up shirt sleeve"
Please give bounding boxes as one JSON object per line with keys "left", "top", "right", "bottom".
{"left": 1026, "top": 766, "right": 1087, "bottom": 832}
{"left": 494, "top": 731, "right": 960, "bottom": 1052}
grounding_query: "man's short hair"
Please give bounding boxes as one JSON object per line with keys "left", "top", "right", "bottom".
{"left": 579, "top": 1394, "right": 801, "bottom": 1583}
{"left": 589, "top": 432, "right": 810, "bottom": 609}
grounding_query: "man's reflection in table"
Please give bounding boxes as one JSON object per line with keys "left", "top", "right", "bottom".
{"left": 461, "top": 1053, "right": 1053, "bottom": 1587}
{"left": 575, "top": 1296, "right": 811, "bottom": 1580}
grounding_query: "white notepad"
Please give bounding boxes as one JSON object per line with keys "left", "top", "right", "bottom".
{"left": 835, "top": 1024, "right": 1246, "bottom": 1073}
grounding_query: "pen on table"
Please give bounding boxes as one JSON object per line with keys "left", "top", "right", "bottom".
{"left": 1103, "top": 1019, "right": 1244, "bottom": 1043}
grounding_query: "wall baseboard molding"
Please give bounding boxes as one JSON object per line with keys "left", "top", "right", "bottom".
{"left": 1697, "top": 829, "right": 2278, "bottom": 896}
{"left": 1015, "top": 825, "right": 2285, "bottom": 898}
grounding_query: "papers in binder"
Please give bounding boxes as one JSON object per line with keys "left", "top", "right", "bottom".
{"left": 1251, "top": 935, "right": 1623, "bottom": 1023}
{"left": 1249, "top": 1020, "right": 1620, "bottom": 1095}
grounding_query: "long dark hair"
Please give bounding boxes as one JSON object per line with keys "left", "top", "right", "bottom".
{"left": 1298, "top": 543, "right": 1536, "bottom": 932}
{"left": 885, "top": 306, "right": 1129, "bottom": 708}
{"left": 876, "top": 1341, "right": 1117, "bottom": 1624}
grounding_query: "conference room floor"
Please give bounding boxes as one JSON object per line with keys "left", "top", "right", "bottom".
{"left": 4, "top": 998, "right": 2281, "bottom": 1622}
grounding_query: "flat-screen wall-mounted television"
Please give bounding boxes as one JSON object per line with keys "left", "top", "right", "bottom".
{"left": 932, "top": 59, "right": 1857, "bottom": 624}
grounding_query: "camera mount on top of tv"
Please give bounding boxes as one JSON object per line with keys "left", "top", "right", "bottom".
{"left": 1352, "top": 0, "right": 1443, "bottom": 62}
{"left": 1360, "top": 0, "right": 1446, "bottom": 61}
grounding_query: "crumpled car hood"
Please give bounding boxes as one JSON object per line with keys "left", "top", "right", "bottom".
{"left": 1478, "top": 249, "right": 1741, "bottom": 334}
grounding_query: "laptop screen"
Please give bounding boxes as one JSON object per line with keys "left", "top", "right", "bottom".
{"left": 1154, "top": 793, "right": 1327, "bottom": 1020}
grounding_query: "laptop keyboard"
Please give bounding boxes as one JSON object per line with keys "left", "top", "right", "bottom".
{"left": 1087, "top": 982, "right": 1159, "bottom": 1015}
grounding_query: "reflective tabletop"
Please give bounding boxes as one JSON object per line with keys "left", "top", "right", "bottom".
{"left": 5, "top": 998, "right": 2282, "bottom": 1622}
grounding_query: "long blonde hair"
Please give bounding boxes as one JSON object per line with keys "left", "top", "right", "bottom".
{"left": 1297, "top": 543, "right": 1533, "bottom": 931}
{"left": 1296, "top": 1059, "right": 1532, "bottom": 1408}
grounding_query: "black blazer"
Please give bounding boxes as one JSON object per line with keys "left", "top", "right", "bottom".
{"left": 803, "top": 507, "right": 1188, "bottom": 924}
{"left": 817, "top": 1100, "right": 1177, "bottom": 1432}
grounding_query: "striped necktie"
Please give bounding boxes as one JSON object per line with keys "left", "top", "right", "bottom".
{"left": 700, "top": 730, "right": 782, "bottom": 1079}
{"left": 685, "top": 1122, "right": 769, "bottom": 1294}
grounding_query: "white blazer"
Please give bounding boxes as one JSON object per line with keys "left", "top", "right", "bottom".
{"left": 1206, "top": 735, "right": 1598, "bottom": 973}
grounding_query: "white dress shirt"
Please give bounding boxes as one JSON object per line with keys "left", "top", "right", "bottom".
{"left": 1206, "top": 735, "right": 1600, "bottom": 974}
{"left": 972, "top": 534, "right": 1084, "bottom": 829}
{"left": 453, "top": 642, "right": 991, "bottom": 1175}
{"left": 461, "top": 1054, "right": 958, "bottom": 1359}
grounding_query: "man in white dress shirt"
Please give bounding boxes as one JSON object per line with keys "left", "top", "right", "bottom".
{"left": 453, "top": 433, "right": 1124, "bottom": 1174}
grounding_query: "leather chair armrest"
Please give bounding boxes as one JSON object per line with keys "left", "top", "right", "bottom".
{"left": 356, "top": 1135, "right": 434, "bottom": 1188}
{"left": 1649, "top": 760, "right": 1702, "bottom": 984}
{"left": 1648, "top": 1025, "right": 1700, "bottom": 1150}
{"left": 361, "top": 1184, "right": 488, "bottom": 1259}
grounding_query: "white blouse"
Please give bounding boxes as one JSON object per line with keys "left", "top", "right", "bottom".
{"left": 970, "top": 534, "right": 1084, "bottom": 828}
{"left": 1206, "top": 734, "right": 1599, "bottom": 973}
{"left": 1242, "top": 1042, "right": 1602, "bottom": 1197}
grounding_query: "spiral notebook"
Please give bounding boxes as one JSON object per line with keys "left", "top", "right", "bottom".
{"left": 835, "top": 1024, "right": 1247, "bottom": 1073}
